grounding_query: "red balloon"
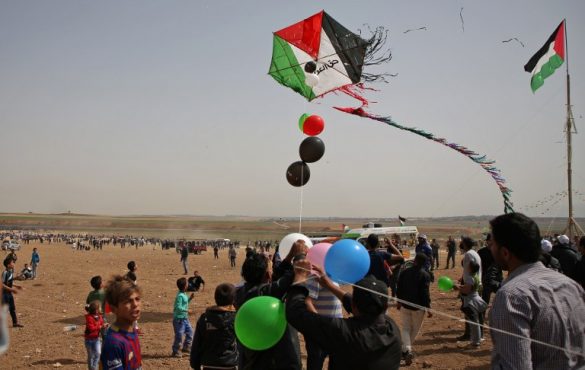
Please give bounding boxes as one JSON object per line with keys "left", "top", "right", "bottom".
{"left": 303, "top": 115, "right": 324, "bottom": 136}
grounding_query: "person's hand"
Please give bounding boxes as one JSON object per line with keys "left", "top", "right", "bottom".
{"left": 190, "top": 293, "right": 195, "bottom": 300}
{"left": 453, "top": 284, "right": 460, "bottom": 291}
{"left": 427, "top": 310, "right": 433, "bottom": 318}
{"left": 311, "top": 264, "right": 325, "bottom": 278}
{"left": 286, "top": 240, "right": 309, "bottom": 261}
{"left": 15, "top": 285, "right": 23, "bottom": 291}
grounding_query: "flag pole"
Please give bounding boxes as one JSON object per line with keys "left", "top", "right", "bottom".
{"left": 563, "top": 19, "right": 584, "bottom": 239}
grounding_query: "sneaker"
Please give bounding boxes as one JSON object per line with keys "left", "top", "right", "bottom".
{"left": 456, "top": 334, "right": 470, "bottom": 341}
{"left": 181, "top": 347, "right": 190, "bottom": 354}
{"left": 172, "top": 352, "right": 182, "bottom": 358}
{"left": 13, "top": 323, "right": 24, "bottom": 328}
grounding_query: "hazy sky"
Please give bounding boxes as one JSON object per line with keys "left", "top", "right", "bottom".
{"left": 1, "top": 1, "right": 584, "bottom": 219}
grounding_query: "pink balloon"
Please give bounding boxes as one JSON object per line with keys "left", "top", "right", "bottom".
{"left": 306, "top": 242, "right": 332, "bottom": 270}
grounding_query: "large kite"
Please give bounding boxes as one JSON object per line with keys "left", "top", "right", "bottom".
{"left": 269, "top": 10, "right": 514, "bottom": 213}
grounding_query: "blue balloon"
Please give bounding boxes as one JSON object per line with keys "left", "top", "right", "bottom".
{"left": 324, "top": 239, "right": 370, "bottom": 284}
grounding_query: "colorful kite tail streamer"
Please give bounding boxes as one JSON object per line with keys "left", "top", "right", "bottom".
{"left": 334, "top": 106, "right": 515, "bottom": 214}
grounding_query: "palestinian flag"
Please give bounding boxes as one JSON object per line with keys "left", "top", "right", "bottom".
{"left": 269, "top": 11, "right": 369, "bottom": 101}
{"left": 524, "top": 20, "right": 565, "bottom": 92}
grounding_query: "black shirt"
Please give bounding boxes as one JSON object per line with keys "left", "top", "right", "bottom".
{"left": 396, "top": 265, "right": 431, "bottom": 310}
{"left": 286, "top": 286, "right": 401, "bottom": 370}
{"left": 188, "top": 276, "right": 205, "bottom": 291}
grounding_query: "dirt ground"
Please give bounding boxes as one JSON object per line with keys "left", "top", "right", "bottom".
{"left": 2, "top": 241, "right": 491, "bottom": 369}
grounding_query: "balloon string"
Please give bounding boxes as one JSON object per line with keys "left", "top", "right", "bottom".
{"left": 299, "top": 166, "right": 304, "bottom": 233}
{"left": 290, "top": 267, "right": 584, "bottom": 359}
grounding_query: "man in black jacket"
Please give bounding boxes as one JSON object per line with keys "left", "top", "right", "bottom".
{"left": 396, "top": 253, "right": 431, "bottom": 365}
{"left": 234, "top": 241, "right": 307, "bottom": 370}
{"left": 286, "top": 262, "right": 402, "bottom": 370}
{"left": 551, "top": 234, "right": 579, "bottom": 281}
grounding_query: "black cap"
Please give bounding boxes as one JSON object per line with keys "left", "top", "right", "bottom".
{"left": 353, "top": 275, "right": 388, "bottom": 315}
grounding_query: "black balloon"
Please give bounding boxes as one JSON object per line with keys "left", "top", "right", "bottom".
{"left": 304, "top": 61, "right": 317, "bottom": 73}
{"left": 299, "top": 137, "right": 325, "bottom": 163}
{"left": 286, "top": 161, "right": 310, "bottom": 187}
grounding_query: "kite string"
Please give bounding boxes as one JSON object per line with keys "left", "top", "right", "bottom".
{"left": 291, "top": 268, "right": 584, "bottom": 359}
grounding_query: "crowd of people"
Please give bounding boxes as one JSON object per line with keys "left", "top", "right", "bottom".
{"left": 2, "top": 213, "right": 585, "bottom": 369}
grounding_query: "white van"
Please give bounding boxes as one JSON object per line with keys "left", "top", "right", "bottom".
{"left": 343, "top": 226, "right": 418, "bottom": 260}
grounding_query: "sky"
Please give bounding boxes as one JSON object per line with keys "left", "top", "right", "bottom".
{"left": 1, "top": 0, "right": 584, "bottom": 219}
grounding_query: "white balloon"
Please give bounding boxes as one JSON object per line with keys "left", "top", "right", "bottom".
{"left": 305, "top": 74, "right": 319, "bottom": 87}
{"left": 278, "top": 233, "right": 313, "bottom": 259}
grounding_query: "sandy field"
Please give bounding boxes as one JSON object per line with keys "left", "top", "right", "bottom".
{"left": 2, "top": 240, "right": 491, "bottom": 369}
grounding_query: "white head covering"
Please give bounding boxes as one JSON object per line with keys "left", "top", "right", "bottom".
{"left": 541, "top": 239, "right": 553, "bottom": 253}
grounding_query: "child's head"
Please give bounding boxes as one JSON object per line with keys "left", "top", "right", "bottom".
{"left": 214, "top": 283, "right": 235, "bottom": 306}
{"left": 127, "top": 261, "right": 136, "bottom": 272}
{"left": 241, "top": 252, "right": 269, "bottom": 285}
{"left": 468, "top": 260, "right": 480, "bottom": 275}
{"left": 3, "top": 257, "right": 15, "bottom": 269}
{"left": 105, "top": 275, "right": 142, "bottom": 325}
{"left": 87, "top": 300, "right": 101, "bottom": 315}
{"left": 176, "top": 277, "right": 187, "bottom": 291}
{"left": 90, "top": 276, "right": 103, "bottom": 290}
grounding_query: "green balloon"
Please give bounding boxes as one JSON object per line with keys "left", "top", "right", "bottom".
{"left": 235, "top": 296, "right": 287, "bottom": 350}
{"left": 298, "top": 113, "right": 310, "bottom": 132}
{"left": 437, "top": 276, "right": 454, "bottom": 292}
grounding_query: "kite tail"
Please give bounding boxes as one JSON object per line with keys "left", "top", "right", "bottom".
{"left": 359, "top": 26, "right": 396, "bottom": 83}
{"left": 334, "top": 106, "right": 515, "bottom": 214}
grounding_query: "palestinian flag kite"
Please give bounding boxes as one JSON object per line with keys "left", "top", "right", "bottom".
{"left": 524, "top": 20, "right": 565, "bottom": 92}
{"left": 269, "top": 11, "right": 372, "bottom": 101}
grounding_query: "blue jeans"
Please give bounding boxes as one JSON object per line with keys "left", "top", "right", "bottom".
{"left": 85, "top": 338, "right": 101, "bottom": 370}
{"left": 172, "top": 318, "right": 193, "bottom": 354}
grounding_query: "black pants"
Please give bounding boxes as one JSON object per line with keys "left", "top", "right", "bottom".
{"left": 305, "top": 336, "right": 327, "bottom": 370}
{"left": 432, "top": 250, "right": 439, "bottom": 269}
{"left": 2, "top": 293, "right": 17, "bottom": 325}
{"left": 446, "top": 251, "right": 456, "bottom": 268}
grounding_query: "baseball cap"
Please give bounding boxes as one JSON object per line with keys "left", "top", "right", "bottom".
{"left": 418, "top": 234, "right": 427, "bottom": 240}
{"left": 353, "top": 275, "right": 388, "bottom": 315}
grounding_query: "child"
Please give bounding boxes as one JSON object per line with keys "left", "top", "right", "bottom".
{"left": 84, "top": 301, "right": 105, "bottom": 370}
{"left": 2, "top": 257, "right": 23, "bottom": 327}
{"left": 172, "top": 277, "right": 194, "bottom": 357}
{"left": 17, "top": 264, "right": 33, "bottom": 280}
{"left": 100, "top": 275, "right": 143, "bottom": 370}
{"left": 190, "top": 283, "right": 238, "bottom": 370}
{"left": 86, "top": 276, "right": 106, "bottom": 315}
{"left": 125, "top": 261, "right": 141, "bottom": 335}
{"left": 187, "top": 271, "right": 205, "bottom": 292}
{"left": 126, "top": 261, "right": 138, "bottom": 284}
{"left": 454, "top": 260, "right": 487, "bottom": 347}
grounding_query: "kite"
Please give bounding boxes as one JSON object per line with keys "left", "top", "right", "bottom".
{"left": 403, "top": 26, "right": 427, "bottom": 34}
{"left": 269, "top": 11, "right": 514, "bottom": 213}
{"left": 268, "top": 10, "right": 392, "bottom": 101}
{"left": 502, "top": 38, "right": 525, "bottom": 47}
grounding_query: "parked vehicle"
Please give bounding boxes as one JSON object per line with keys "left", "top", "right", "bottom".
{"left": 1, "top": 240, "right": 21, "bottom": 251}
{"left": 343, "top": 225, "right": 418, "bottom": 262}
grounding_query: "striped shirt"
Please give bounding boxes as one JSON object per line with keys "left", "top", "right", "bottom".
{"left": 305, "top": 274, "right": 342, "bottom": 318}
{"left": 490, "top": 262, "right": 585, "bottom": 370}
